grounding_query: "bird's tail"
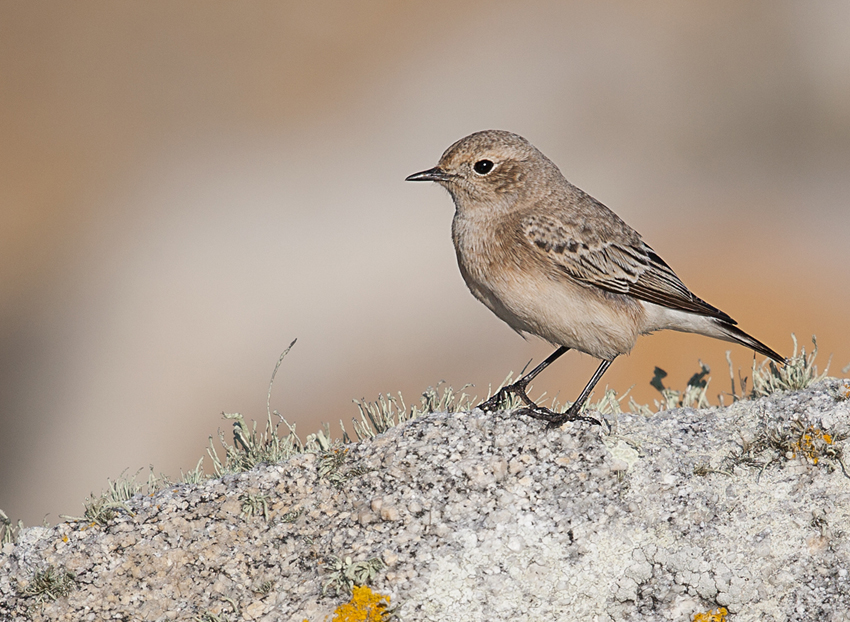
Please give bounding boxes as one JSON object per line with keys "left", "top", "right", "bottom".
{"left": 714, "top": 321, "right": 785, "bottom": 364}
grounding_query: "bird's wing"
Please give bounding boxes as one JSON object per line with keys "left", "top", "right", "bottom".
{"left": 521, "top": 212, "right": 735, "bottom": 323}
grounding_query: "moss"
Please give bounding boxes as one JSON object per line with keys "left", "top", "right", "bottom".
{"left": 239, "top": 492, "right": 269, "bottom": 521}
{"left": 322, "top": 555, "right": 385, "bottom": 596}
{"left": 18, "top": 565, "right": 76, "bottom": 605}
{"left": 0, "top": 508, "right": 24, "bottom": 545}
{"left": 726, "top": 334, "right": 830, "bottom": 401}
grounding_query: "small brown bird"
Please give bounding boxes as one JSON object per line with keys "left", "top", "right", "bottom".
{"left": 406, "top": 130, "right": 783, "bottom": 426}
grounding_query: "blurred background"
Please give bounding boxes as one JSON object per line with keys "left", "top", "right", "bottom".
{"left": 2, "top": 1, "right": 849, "bottom": 525}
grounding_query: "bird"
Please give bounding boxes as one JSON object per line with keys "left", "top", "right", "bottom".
{"left": 406, "top": 129, "right": 784, "bottom": 426}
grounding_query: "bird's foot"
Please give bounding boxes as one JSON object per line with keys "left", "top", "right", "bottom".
{"left": 478, "top": 381, "right": 533, "bottom": 413}
{"left": 522, "top": 404, "right": 602, "bottom": 428}
{"left": 478, "top": 387, "right": 513, "bottom": 412}
{"left": 478, "top": 383, "right": 601, "bottom": 427}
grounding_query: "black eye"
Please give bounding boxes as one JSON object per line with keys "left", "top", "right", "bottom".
{"left": 473, "top": 159, "right": 494, "bottom": 175}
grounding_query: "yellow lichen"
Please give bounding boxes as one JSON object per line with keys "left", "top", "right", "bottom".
{"left": 693, "top": 607, "right": 728, "bottom": 622}
{"left": 330, "top": 585, "right": 391, "bottom": 622}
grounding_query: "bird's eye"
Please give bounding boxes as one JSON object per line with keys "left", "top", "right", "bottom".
{"left": 473, "top": 159, "right": 494, "bottom": 175}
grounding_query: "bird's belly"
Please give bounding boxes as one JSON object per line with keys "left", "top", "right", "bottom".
{"left": 463, "top": 262, "right": 642, "bottom": 360}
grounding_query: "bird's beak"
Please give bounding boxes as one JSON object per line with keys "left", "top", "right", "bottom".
{"left": 405, "top": 166, "right": 452, "bottom": 182}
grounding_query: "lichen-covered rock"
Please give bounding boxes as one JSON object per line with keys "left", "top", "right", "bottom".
{"left": 1, "top": 380, "right": 849, "bottom": 621}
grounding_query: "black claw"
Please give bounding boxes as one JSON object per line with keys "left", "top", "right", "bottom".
{"left": 478, "top": 388, "right": 509, "bottom": 412}
{"left": 478, "top": 379, "right": 602, "bottom": 427}
{"left": 545, "top": 412, "right": 603, "bottom": 428}
{"left": 514, "top": 404, "right": 559, "bottom": 422}
{"left": 478, "top": 383, "right": 526, "bottom": 412}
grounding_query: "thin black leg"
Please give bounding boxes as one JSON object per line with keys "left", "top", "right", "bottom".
{"left": 540, "top": 358, "right": 613, "bottom": 427}
{"left": 518, "top": 346, "right": 570, "bottom": 385}
{"left": 478, "top": 346, "right": 569, "bottom": 412}
{"left": 478, "top": 348, "right": 614, "bottom": 427}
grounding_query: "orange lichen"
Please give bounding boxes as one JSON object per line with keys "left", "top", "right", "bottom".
{"left": 794, "top": 425, "right": 834, "bottom": 465}
{"left": 330, "top": 586, "right": 391, "bottom": 622}
{"left": 693, "top": 607, "right": 728, "bottom": 622}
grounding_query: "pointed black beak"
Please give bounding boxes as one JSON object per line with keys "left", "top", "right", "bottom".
{"left": 405, "top": 166, "right": 452, "bottom": 182}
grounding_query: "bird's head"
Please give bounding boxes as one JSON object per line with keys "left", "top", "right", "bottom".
{"left": 406, "top": 130, "right": 556, "bottom": 213}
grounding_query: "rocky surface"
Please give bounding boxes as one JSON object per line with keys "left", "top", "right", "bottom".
{"left": 2, "top": 380, "right": 850, "bottom": 621}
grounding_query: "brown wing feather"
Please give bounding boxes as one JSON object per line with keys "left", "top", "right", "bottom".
{"left": 522, "top": 212, "right": 735, "bottom": 323}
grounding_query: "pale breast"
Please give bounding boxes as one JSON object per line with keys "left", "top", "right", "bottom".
{"left": 451, "top": 212, "right": 644, "bottom": 360}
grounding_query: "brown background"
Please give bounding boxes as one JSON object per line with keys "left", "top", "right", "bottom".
{"left": 2, "top": 1, "right": 849, "bottom": 525}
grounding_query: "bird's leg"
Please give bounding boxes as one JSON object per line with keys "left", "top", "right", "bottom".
{"left": 479, "top": 348, "right": 612, "bottom": 427}
{"left": 478, "top": 346, "right": 569, "bottom": 413}
{"left": 538, "top": 359, "right": 614, "bottom": 427}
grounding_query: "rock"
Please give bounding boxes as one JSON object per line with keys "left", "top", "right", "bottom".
{"left": 1, "top": 380, "right": 849, "bottom": 621}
